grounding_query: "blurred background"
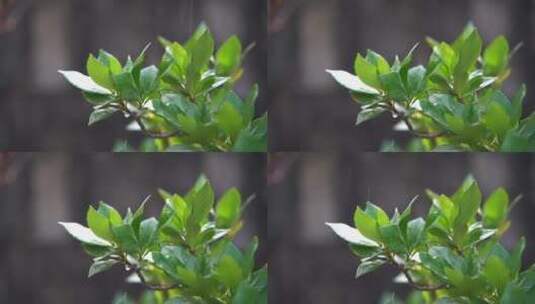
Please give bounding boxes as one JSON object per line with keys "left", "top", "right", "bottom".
{"left": 0, "top": 0, "right": 267, "bottom": 151}
{"left": 0, "top": 152, "right": 267, "bottom": 303}
{"left": 268, "top": 153, "right": 535, "bottom": 303}
{"left": 269, "top": 0, "right": 534, "bottom": 151}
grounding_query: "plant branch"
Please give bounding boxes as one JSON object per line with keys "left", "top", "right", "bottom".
{"left": 133, "top": 115, "right": 180, "bottom": 139}
{"left": 386, "top": 252, "right": 448, "bottom": 292}
{"left": 402, "top": 117, "right": 446, "bottom": 139}
{"left": 121, "top": 103, "right": 180, "bottom": 139}
{"left": 134, "top": 267, "right": 180, "bottom": 291}
{"left": 387, "top": 101, "right": 446, "bottom": 139}
{"left": 120, "top": 254, "right": 180, "bottom": 291}
{"left": 400, "top": 267, "right": 448, "bottom": 291}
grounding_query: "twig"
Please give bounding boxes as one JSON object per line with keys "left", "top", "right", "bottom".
{"left": 386, "top": 252, "right": 448, "bottom": 292}
{"left": 402, "top": 117, "right": 446, "bottom": 139}
{"left": 121, "top": 103, "right": 180, "bottom": 139}
{"left": 133, "top": 115, "right": 180, "bottom": 139}
{"left": 135, "top": 268, "right": 179, "bottom": 291}
{"left": 120, "top": 254, "right": 180, "bottom": 291}
{"left": 242, "top": 42, "right": 256, "bottom": 60}
{"left": 387, "top": 101, "right": 446, "bottom": 139}
{"left": 400, "top": 268, "right": 448, "bottom": 291}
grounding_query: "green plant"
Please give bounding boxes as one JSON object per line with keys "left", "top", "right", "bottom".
{"left": 327, "top": 24, "right": 535, "bottom": 151}
{"left": 59, "top": 175, "right": 267, "bottom": 304}
{"left": 59, "top": 24, "right": 267, "bottom": 152}
{"left": 327, "top": 176, "right": 535, "bottom": 303}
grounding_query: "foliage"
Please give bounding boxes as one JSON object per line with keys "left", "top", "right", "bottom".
{"left": 328, "top": 23, "right": 535, "bottom": 151}
{"left": 59, "top": 175, "right": 267, "bottom": 304}
{"left": 327, "top": 176, "right": 535, "bottom": 303}
{"left": 59, "top": 24, "right": 267, "bottom": 152}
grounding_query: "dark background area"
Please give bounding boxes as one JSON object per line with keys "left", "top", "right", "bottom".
{"left": 269, "top": 0, "right": 535, "bottom": 152}
{"left": 0, "top": 0, "right": 267, "bottom": 151}
{"left": 0, "top": 152, "right": 267, "bottom": 303}
{"left": 268, "top": 153, "right": 535, "bottom": 303}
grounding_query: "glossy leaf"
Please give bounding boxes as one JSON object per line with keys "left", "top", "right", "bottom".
{"left": 326, "top": 69, "right": 381, "bottom": 95}
{"left": 59, "top": 70, "right": 112, "bottom": 95}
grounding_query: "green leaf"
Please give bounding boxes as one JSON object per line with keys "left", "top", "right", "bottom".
{"left": 166, "top": 42, "right": 189, "bottom": 74}
{"left": 325, "top": 222, "right": 379, "bottom": 247}
{"left": 356, "top": 107, "right": 386, "bottom": 126}
{"left": 139, "top": 65, "right": 159, "bottom": 95}
{"left": 406, "top": 218, "right": 426, "bottom": 249}
{"left": 97, "top": 202, "right": 123, "bottom": 226}
{"left": 512, "top": 85, "right": 526, "bottom": 123}
{"left": 380, "top": 71, "right": 408, "bottom": 101}
{"left": 87, "top": 206, "right": 114, "bottom": 241}
{"left": 82, "top": 92, "right": 115, "bottom": 105}
{"left": 216, "top": 35, "right": 242, "bottom": 75}
{"left": 356, "top": 259, "right": 386, "bottom": 278}
{"left": 452, "top": 23, "right": 477, "bottom": 52}
{"left": 366, "top": 50, "right": 390, "bottom": 75}
{"left": 326, "top": 70, "right": 380, "bottom": 95}
{"left": 484, "top": 255, "right": 510, "bottom": 292}
{"left": 232, "top": 114, "right": 267, "bottom": 152}
{"left": 453, "top": 180, "right": 481, "bottom": 231}
{"left": 407, "top": 66, "right": 426, "bottom": 96}
{"left": 216, "top": 188, "right": 242, "bottom": 228}
{"left": 160, "top": 93, "right": 200, "bottom": 118}
{"left": 131, "top": 196, "right": 150, "bottom": 233}
{"left": 138, "top": 217, "right": 159, "bottom": 249}
{"left": 163, "top": 193, "right": 190, "bottom": 228}
{"left": 87, "top": 54, "right": 114, "bottom": 90}
{"left": 350, "top": 243, "right": 382, "bottom": 258}
{"left": 82, "top": 244, "right": 112, "bottom": 257}
{"left": 364, "top": 202, "right": 390, "bottom": 226}
{"left": 112, "top": 294, "right": 133, "bottom": 304}
{"left": 501, "top": 129, "right": 532, "bottom": 152}
{"left": 429, "top": 193, "right": 458, "bottom": 226}
{"left": 354, "top": 207, "right": 381, "bottom": 241}
{"left": 242, "top": 237, "right": 259, "bottom": 275}
{"left": 484, "top": 36, "right": 509, "bottom": 76}
{"left": 396, "top": 196, "right": 417, "bottom": 231}
{"left": 88, "top": 108, "right": 118, "bottom": 126}
{"left": 500, "top": 282, "right": 527, "bottom": 304}
{"left": 216, "top": 101, "right": 244, "bottom": 140}
{"left": 379, "top": 223, "right": 406, "bottom": 253}
{"left": 355, "top": 54, "right": 381, "bottom": 88}
{"left": 113, "top": 71, "right": 140, "bottom": 101}
{"left": 112, "top": 224, "right": 139, "bottom": 253}
{"left": 187, "top": 30, "right": 214, "bottom": 90}
{"left": 243, "top": 85, "right": 259, "bottom": 124}
{"left": 483, "top": 188, "right": 509, "bottom": 228}
{"left": 185, "top": 23, "right": 209, "bottom": 51}
{"left": 88, "top": 259, "right": 118, "bottom": 278}
{"left": 510, "top": 237, "right": 526, "bottom": 276}
{"left": 232, "top": 281, "right": 262, "bottom": 304}
{"left": 453, "top": 29, "right": 482, "bottom": 94}
{"left": 58, "top": 222, "right": 111, "bottom": 246}
{"left": 98, "top": 50, "right": 123, "bottom": 74}
{"left": 59, "top": 70, "right": 112, "bottom": 95}
{"left": 482, "top": 99, "right": 513, "bottom": 139}
{"left": 186, "top": 177, "right": 215, "bottom": 231}
{"left": 215, "top": 255, "right": 243, "bottom": 289}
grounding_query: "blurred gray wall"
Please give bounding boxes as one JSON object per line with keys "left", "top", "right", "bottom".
{"left": 269, "top": 0, "right": 534, "bottom": 151}
{"left": 269, "top": 153, "right": 535, "bottom": 303}
{"left": 0, "top": 152, "right": 267, "bottom": 303}
{"left": 0, "top": 0, "right": 267, "bottom": 151}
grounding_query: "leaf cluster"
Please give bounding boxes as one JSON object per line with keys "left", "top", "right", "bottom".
{"left": 59, "top": 175, "right": 267, "bottom": 304}
{"left": 327, "top": 176, "right": 535, "bottom": 303}
{"left": 328, "top": 24, "right": 535, "bottom": 151}
{"left": 59, "top": 23, "right": 267, "bottom": 152}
